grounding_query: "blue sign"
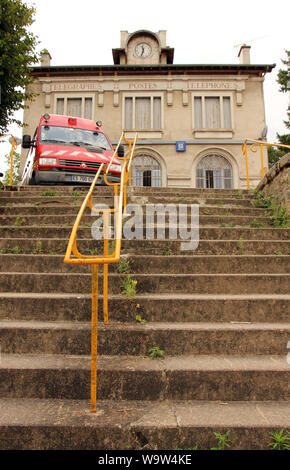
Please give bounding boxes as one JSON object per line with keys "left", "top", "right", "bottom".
{"left": 176, "top": 141, "right": 186, "bottom": 152}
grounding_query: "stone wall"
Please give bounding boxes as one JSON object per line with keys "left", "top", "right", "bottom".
{"left": 256, "top": 153, "right": 290, "bottom": 212}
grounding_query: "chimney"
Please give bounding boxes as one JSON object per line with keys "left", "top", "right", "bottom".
{"left": 238, "top": 44, "right": 251, "bottom": 64}
{"left": 40, "top": 50, "right": 52, "bottom": 67}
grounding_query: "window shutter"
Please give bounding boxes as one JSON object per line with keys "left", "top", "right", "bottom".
{"left": 84, "top": 98, "right": 93, "bottom": 120}
{"left": 125, "top": 98, "right": 133, "bottom": 129}
{"left": 194, "top": 97, "right": 203, "bottom": 128}
{"left": 223, "top": 97, "right": 231, "bottom": 128}
{"left": 153, "top": 97, "right": 161, "bottom": 129}
{"left": 56, "top": 98, "right": 65, "bottom": 115}
{"left": 67, "top": 98, "right": 82, "bottom": 117}
{"left": 135, "top": 98, "right": 151, "bottom": 130}
{"left": 205, "top": 97, "right": 221, "bottom": 129}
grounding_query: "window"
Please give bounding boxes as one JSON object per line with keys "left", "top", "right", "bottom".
{"left": 193, "top": 95, "right": 232, "bottom": 129}
{"left": 39, "top": 126, "right": 113, "bottom": 151}
{"left": 124, "top": 95, "right": 162, "bottom": 130}
{"left": 55, "top": 96, "right": 93, "bottom": 120}
{"left": 131, "top": 155, "right": 162, "bottom": 187}
{"left": 196, "top": 155, "right": 232, "bottom": 189}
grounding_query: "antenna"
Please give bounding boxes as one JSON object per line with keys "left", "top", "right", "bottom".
{"left": 233, "top": 35, "right": 269, "bottom": 49}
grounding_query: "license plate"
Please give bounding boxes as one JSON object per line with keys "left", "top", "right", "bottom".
{"left": 70, "top": 175, "right": 95, "bottom": 183}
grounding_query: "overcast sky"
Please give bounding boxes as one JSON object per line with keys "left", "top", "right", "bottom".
{"left": 1, "top": 0, "right": 289, "bottom": 174}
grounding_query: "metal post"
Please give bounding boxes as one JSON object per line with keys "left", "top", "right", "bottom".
{"left": 260, "top": 144, "right": 264, "bottom": 178}
{"left": 90, "top": 264, "right": 98, "bottom": 413}
{"left": 9, "top": 137, "right": 16, "bottom": 186}
{"left": 244, "top": 144, "right": 250, "bottom": 190}
{"left": 103, "top": 210, "right": 109, "bottom": 325}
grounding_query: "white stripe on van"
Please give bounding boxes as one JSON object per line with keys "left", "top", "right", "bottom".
{"left": 55, "top": 150, "right": 67, "bottom": 156}
{"left": 69, "top": 151, "right": 81, "bottom": 156}
{"left": 40, "top": 151, "right": 53, "bottom": 156}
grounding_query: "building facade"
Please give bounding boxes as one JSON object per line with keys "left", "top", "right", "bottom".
{"left": 22, "top": 30, "right": 275, "bottom": 189}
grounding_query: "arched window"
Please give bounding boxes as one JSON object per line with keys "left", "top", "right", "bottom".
{"left": 131, "top": 155, "right": 162, "bottom": 187}
{"left": 196, "top": 154, "right": 232, "bottom": 189}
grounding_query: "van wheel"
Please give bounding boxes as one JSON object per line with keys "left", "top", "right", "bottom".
{"left": 28, "top": 174, "right": 36, "bottom": 185}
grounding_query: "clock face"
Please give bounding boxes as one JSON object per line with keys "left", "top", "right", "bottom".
{"left": 135, "top": 43, "right": 152, "bottom": 58}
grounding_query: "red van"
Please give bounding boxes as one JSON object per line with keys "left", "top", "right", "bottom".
{"left": 20, "top": 114, "right": 122, "bottom": 185}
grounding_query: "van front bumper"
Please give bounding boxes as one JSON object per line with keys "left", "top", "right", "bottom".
{"left": 35, "top": 170, "right": 120, "bottom": 185}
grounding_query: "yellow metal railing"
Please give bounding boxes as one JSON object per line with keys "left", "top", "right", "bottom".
{"left": 242, "top": 138, "right": 290, "bottom": 189}
{"left": 64, "top": 132, "right": 138, "bottom": 412}
{"left": 0, "top": 134, "right": 19, "bottom": 185}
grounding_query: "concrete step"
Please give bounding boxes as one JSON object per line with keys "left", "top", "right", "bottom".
{"left": 0, "top": 398, "right": 288, "bottom": 450}
{"left": 0, "top": 213, "right": 274, "bottom": 227}
{"left": 1, "top": 293, "right": 289, "bottom": 323}
{"left": 0, "top": 321, "right": 289, "bottom": 356}
{"left": 0, "top": 354, "right": 288, "bottom": 401}
{"left": 0, "top": 237, "right": 289, "bottom": 255}
{"left": 3, "top": 185, "right": 255, "bottom": 196}
{"left": 0, "top": 204, "right": 270, "bottom": 217}
{"left": 1, "top": 272, "right": 289, "bottom": 295}
{"left": 0, "top": 226, "right": 288, "bottom": 241}
{"left": 1, "top": 254, "right": 289, "bottom": 274}
{"left": 0, "top": 195, "right": 257, "bottom": 207}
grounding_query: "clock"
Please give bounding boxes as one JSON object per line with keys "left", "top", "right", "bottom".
{"left": 135, "top": 43, "right": 152, "bottom": 58}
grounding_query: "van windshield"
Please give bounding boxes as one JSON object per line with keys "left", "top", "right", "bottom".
{"left": 39, "top": 126, "right": 113, "bottom": 151}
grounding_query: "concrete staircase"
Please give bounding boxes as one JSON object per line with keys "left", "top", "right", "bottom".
{"left": 0, "top": 185, "right": 289, "bottom": 450}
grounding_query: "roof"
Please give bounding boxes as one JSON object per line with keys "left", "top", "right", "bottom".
{"left": 31, "top": 63, "right": 276, "bottom": 78}
{"left": 39, "top": 114, "right": 102, "bottom": 131}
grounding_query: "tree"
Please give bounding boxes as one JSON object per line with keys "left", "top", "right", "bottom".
{"left": 2, "top": 150, "right": 21, "bottom": 185}
{"left": 277, "top": 49, "right": 290, "bottom": 129}
{"left": 268, "top": 50, "right": 290, "bottom": 166}
{"left": 0, "top": 0, "right": 39, "bottom": 134}
{"left": 268, "top": 134, "right": 290, "bottom": 166}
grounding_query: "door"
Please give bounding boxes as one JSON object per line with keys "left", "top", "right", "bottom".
{"left": 132, "top": 155, "right": 161, "bottom": 187}
{"left": 196, "top": 155, "right": 232, "bottom": 189}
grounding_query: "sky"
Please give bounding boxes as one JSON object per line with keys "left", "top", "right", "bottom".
{"left": 1, "top": 0, "right": 289, "bottom": 175}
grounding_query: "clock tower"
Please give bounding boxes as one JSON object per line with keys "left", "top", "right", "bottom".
{"left": 112, "top": 30, "right": 174, "bottom": 65}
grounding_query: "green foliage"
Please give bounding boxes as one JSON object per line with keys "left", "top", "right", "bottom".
{"left": 250, "top": 219, "right": 264, "bottom": 228}
{"left": 0, "top": 245, "right": 21, "bottom": 254}
{"left": 108, "top": 240, "right": 115, "bottom": 255}
{"left": 161, "top": 247, "right": 172, "bottom": 256}
{"left": 277, "top": 50, "right": 290, "bottom": 129}
{"left": 120, "top": 275, "right": 137, "bottom": 298}
{"left": 40, "top": 190, "right": 58, "bottom": 197}
{"left": 0, "top": 0, "right": 40, "bottom": 133}
{"left": 268, "top": 134, "right": 290, "bottom": 167}
{"left": 117, "top": 258, "right": 130, "bottom": 274}
{"left": 136, "top": 314, "right": 147, "bottom": 325}
{"left": 2, "top": 151, "right": 21, "bottom": 185}
{"left": 267, "top": 430, "right": 290, "bottom": 450}
{"left": 175, "top": 446, "right": 198, "bottom": 450}
{"left": 270, "top": 203, "right": 290, "bottom": 228}
{"left": 148, "top": 345, "right": 165, "bottom": 359}
{"left": 211, "top": 431, "right": 232, "bottom": 450}
{"left": 253, "top": 192, "right": 272, "bottom": 208}
{"left": 238, "top": 236, "right": 244, "bottom": 254}
{"left": 33, "top": 240, "right": 42, "bottom": 254}
{"left": 253, "top": 193, "right": 289, "bottom": 227}
{"left": 268, "top": 50, "right": 290, "bottom": 164}
{"left": 14, "top": 216, "right": 23, "bottom": 226}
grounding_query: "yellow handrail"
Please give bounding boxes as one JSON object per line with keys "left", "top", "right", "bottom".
{"left": 64, "top": 132, "right": 138, "bottom": 413}
{"left": 0, "top": 134, "right": 18, "bottom": 185}
{"left": 242, "top": 138, "right": 290, "bottom": 190}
